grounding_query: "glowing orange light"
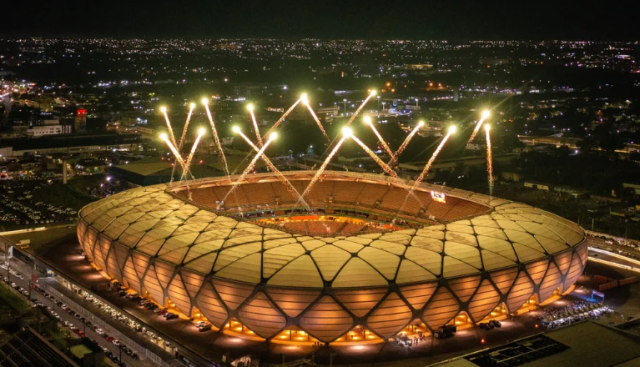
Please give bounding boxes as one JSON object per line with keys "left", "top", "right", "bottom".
{"left": 431, "top": 191, "right": 446, "bottom": 203}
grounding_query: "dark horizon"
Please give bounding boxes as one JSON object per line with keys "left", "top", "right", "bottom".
{"left": 3, "top": 0, "right": 640, "bottom": 40}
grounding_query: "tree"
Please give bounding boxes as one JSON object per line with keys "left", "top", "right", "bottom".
{"left": 576, "top": 137, "right": 598, "bottom": 152}
{"left": 599, "top": 133, "right": 624, "bottom": 152}
{"left": 500, "top": 132, "right": 525, "bottom": 152}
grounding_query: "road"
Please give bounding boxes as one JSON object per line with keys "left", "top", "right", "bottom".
{"left": 588, "top": 249, "right": 640, "bottom": 274}
{"left": 0, "top": 253, "right": 155, "bottom": 367}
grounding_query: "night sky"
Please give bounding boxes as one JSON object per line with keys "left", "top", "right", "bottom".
{"left": 4, "top": 0, "right": 639, "bottom": 40}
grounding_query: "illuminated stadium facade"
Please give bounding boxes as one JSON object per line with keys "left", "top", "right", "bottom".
{"left": 77, "top": 171, "right": 587, "bottom": 344}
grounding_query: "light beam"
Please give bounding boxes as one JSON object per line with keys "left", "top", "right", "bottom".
{"left": 264, "top": 97, "right": 304, "bottom": 137}
{"left": 161, "top": 106, "right": 178, "bottom": 148}
{"left": 236, "top": 129, "right": 310, "bottom": 210}
{"left": 220, "top": 133, "right": 277, "bottom": 206}
{"left": 182, "top": 128, "right": 206, "bottom": 180}
{"left": 300, "top": 128, "right": 350, "bottom": 199}
{"left": 485, "top": 124, "right": 494, "bottom": 196}
{"left": 302, "top": 96, "right": 329, "bottom": 140}
{"left": 390, "top": 120, "right": 424, "bottom": 166}
{"left": 350, "top": 134, "right": 398, "bottom": 178}
{"left": 363, "top": 116, "right": 395, "bottom": 161}
{"left": 160, "top": 133, "right": 185, "bottom": 169}
{"left": 395, "top": 126, "right": 456, "bottom": 217}
{"left": 202, "top": 98, "right": 230, "bottom": 176}
{"left": 247, "top": 104, "right": 263, "bottom": 147}
{"left": 345, "top": 90, "right": 377, "bottom": 126}
{"left": 178, "top": 102, "right": 196, "bottom": 150}
{"left": 467, "top": 110, "right": 490, "bottom": 145}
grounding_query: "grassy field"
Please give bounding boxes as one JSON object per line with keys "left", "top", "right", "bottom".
{"left": 0, "top": 283, "right": 31, "bottom": 314}
{"left": 31, "top": 175, "right": 103, "bottom": 210}
{"left": 43, "top": 325, "right": 72, "bottom": 351}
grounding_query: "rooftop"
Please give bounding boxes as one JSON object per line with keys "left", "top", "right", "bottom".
{"left": 78, "top": 171, "right": 586, "bottom": 287}
{"left": 433, "top": 321, "right": 640, "bottom": 367}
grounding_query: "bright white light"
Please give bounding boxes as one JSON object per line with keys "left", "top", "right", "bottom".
{"left": 198, "top": 127, "right": 206, "bottom": 135}
{"left": 189, "top": 102, "right": 196, "bottom": 109}
{"left": 160, "top": 133, "right": 168, "bottom": 140}
{"left": 201, "top": 98, "right": 209, "bottom": 105}
{"left": 342, "top": 127, "right": 353, "bottom": 137}
{"left": 160, "top": 106, "right": 167, "bottom": 113}
{"left": 370, "top": 90, "right": 377, "bottom": 96}
{"left": 232, "top": 126, "right": 241, "bottom": 133}
{"left": 482, "top": 110, "right": 491, "bottom": 119}
{"left": 247, "top": 104, "right": 254, "bottom": 111}
{"left": 269, "top": 132, "right": 278, "bottom": 140}
{"left": 484, "top": 124, "right": 491, "bottom": 131}
{"left": 448, "top": 126, "right": 457, "bottom": 134}
{"left": 301, "top": 93, "right": 308, "bottom": 105}
{"left": 363, "top": 116, "right": 372, "bottom": 124}
{"left": 418, "top": 120, "right": 425, "bottom": 127}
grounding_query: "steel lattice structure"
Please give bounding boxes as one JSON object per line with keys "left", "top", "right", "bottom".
{"left": 77, "top": 171, "right": 587, "bottom": 342}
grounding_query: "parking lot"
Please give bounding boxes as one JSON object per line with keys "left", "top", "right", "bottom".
{"left": 0, "top": 180, "right": 77, "bottom": 229}
{"left": 0, "top": 254, "right": 155, "bottom": 367}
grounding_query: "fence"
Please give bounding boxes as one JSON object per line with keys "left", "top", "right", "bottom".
{"left": 598, "top": 281, "right": 618, "bottom": 291}
{"left": 42, "top": 284, "right": 173, "bottom": 366}
{"left": 619, "top": 277, "right": 638, "bottom": 286}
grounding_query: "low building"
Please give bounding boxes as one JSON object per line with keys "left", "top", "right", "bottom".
{"left": 501, "top": 171, "right": 523, "bottom": 182}
{"left": 1, "top": 133, "right": 142, "bottom": 157}
{"left": 317, "top": 106, "right": 340, "bottom": 117}
{"left": 554, "top": 185, "right": 589, "bottom": 198}
{"left": 26, "top": 124, "right": 73, "bottom": 137}
{"left": 431, "top": 321, "right": 640, "bottom": 367}
{"left": 623, "top": 182, "right": 640, "bottom": 196}
{"left": 524, "top": 181, "right": 552, "bottom": 191}
{"left": 109, "top": 161, "right": 179, "bottom": 186}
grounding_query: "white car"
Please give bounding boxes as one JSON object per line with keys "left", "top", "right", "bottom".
{"left": 96, "top": 328, "right": 105, "bottom": 335}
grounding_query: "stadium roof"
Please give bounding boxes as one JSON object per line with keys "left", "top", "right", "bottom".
{"left": 79, "top": 172, "right": 585, "bottom": 287}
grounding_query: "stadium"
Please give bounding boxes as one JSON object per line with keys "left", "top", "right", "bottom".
{"left": 77, "top": 170, "right": 587, "bottom": 345}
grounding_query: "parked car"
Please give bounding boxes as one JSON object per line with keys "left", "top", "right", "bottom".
{"left": 197, "top": 323, "right": 212, "bottom": 332}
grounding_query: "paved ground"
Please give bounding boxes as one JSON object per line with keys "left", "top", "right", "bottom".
{"left": 582, "top": 259, "right": 640, "bottom": 328}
